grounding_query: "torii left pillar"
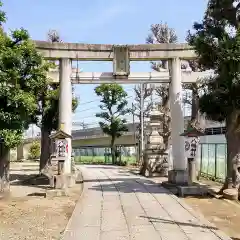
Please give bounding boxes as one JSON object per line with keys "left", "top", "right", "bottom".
{"left": 59, "top": 58, "right": 72, "bottom": 174}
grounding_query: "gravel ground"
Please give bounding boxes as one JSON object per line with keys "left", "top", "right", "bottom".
{"left": 0, "top": 162, "right": 82, "bottom": 240}
{"left": 185, "top": 196, "right": 240, "bottom": 240}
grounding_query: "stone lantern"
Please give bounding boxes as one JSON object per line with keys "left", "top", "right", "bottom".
{"left": 41, "top": 129, "right": 74, "bottom": 190}
{"left": 143, "top": 106, "right": 169, "bottom": 177}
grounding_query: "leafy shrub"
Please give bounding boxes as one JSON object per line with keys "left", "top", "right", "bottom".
{"left": 28, "top": 141, "right": 40, "bottom": 160}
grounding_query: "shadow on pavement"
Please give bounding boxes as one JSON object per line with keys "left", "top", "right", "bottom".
{"left": 87, "top": 176, "right": 177, "bottom": 194}
{"left": 10, "top": 168, "right": 40, "bottom": 172}
{"left": 10, "top": 173, "right": 38, "bottom": 182}
{"left": 83, "top": 165, "right": 120, "bottom": 170}
{"left": 10, "top": 173, "right": 50, "bottom": 190}
{"left": 87, "top": 175, "right": 214, "bottom": 199}
{"left": 139, "top": 215, "right": 218, "bottom": 230}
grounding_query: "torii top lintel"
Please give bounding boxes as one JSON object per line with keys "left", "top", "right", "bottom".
{"left": 34, "top": 40, "right": 197, "bottom": 61}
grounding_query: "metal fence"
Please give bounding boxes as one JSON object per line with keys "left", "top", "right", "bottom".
{"left": 73, "top": 143, "right": 227, "bottom": 181}
{"left": 73, "top": 147, "right": 137, "bottom": 165}
{"left": 198, "top": 143, "right": 227, "bottom": 182}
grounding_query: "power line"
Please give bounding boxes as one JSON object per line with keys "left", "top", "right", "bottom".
{"left": 75, "top": 89, "right": 135, "bottom": 105}
{"left": 76, "top": 106, "right": 100, "bottom": 113}
{"left": 76, "top": 99, "right": 100, "bottom": 105}
{"left": 76, "top": 115, "right": 97, "bottom": 119}
{"left": 75, "top": 95, "right": 135, "bottom": 113}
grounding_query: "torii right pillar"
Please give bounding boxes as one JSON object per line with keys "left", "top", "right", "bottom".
{"left": 168, "top": 57, "right": 188, "bottom": 185}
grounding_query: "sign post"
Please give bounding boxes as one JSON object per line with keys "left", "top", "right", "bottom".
{"left": 113, "top": 45, "right": 130, "bottom": 77}
{"left": 180, "top": 126, "right": 205, "bottom": 185}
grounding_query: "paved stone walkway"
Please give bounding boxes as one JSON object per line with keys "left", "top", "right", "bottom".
{"left": 63, "top": 165, "right": 232, "bottom": 240}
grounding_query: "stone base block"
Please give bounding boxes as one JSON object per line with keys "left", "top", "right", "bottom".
{"left": 54, "top": 174, "right": 76, "bottom": 189}
{"left": 168, "top": 170, "right": 188, "bottom": 185}
{"left": 45, "top": 189, "right": 69, "bottom": 198}
{"left": 48, "top": 174, "right": 77, "bottom": 189}
{"left": 223, "top": 188, "right": 239, "bottom": 201}
{"left": 65, "top": 174, "right": 76, "bottom": 188}
{"left": 162, "top": 181, "right": 207, "bottom": 197}
{"left": 177, "top": 185, "right": 207, "bottom": 197}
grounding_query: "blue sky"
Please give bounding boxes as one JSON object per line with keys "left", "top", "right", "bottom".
{"left": 3, "top": 0, "right": 208, "bottom": 134}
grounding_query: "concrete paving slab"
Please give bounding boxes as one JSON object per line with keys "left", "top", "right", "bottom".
{"left": 129, "top": 225, "right": 161, "bottom": 240}
{"left": 101, "top": 209, "right": 127, "bottom": 232}
{"left": 62, "top": 165, "right": 232, "bottom": 240}
{"left": 101, "top": 230, "right": 129, "bottom": 240}
{"left": 63, "top": 227, "right": 100, "bottom": 240}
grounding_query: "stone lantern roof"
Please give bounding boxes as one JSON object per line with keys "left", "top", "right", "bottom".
{"left": 50, "top": 130, "right": 72, "bottom": 140}
{"left": 180, "top": 125, "right": 205, "bottom": 137}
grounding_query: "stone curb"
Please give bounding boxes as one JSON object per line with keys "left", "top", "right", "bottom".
{"left": 60, "top": 169, "right": 85, "bottom": 240}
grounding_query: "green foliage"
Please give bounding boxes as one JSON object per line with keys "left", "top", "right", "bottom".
{"left": 0, "top": 1, "right": 50, "bottom": 148}
{"left": 187, "top": 0, "right": 240, "bottom": 186}
{"left": 0, "top": 130, "right": 23, "bottom": 149}
{"left": 187, "top": 0, "right": 240, "bottom": 122}
{"left": 95, "top": 83, "right": 131, "bottom": 141}
{"left": 0, "top": 1, "right": 6, "bottom": 24}
{"left": 28, "top": 141, "right": 40, "bottom": 160}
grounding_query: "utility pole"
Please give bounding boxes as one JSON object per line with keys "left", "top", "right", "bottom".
{"left": 132, "top": 103, "right": 137, "bottom": 161}
{"left": 80, "top": 122, "right": 89, "bottom": 130}
{"left": 72, "top": 121, "right": 89, "bottom": 129}
{"left": 140, "top": 83, "right": 144, "bottom": 160}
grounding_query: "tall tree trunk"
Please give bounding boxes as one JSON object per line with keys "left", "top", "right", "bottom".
{"left": 162, "top": 96, "right": 170, "bottom": 152}
{"left": 223, "top": 112, "right": 240, "bottom": 190}
{"left": 139, "top": 131, "right": 147, "bottom": 175}
{"left": 0, "top": 144, "right": 10, "bottom": 197}
{"left": 111, "top": 137, "right": 116, "bottom": 165}
{"left": 140, "top": 153, "right": 148, "bottom": 175}
{"left": 39, "top": 127, "right": 51, "bottom": 172}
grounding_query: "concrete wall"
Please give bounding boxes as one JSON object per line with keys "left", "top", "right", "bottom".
{"left": 15, "top": 134, "right": 135, "bottom": 160}
{"left": 200, "top": 134, "right": 226, "bottom": 144}
{"left": 72, "top": 135, "right": 135, "bottom": 148}
{"left": 16, "top": 133, "right": 226, "bottom": 161}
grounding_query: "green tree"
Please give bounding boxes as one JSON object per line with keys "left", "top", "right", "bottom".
{"left": 28, "top": 141, "right": 40, "bottom": 160}
{"left": 187, "top": 0, "right": 240, "bottom": 189}
{"left": 0, "top": 1, "right": 50, "bottom": 194}
{"left": 36, "top": 30, "right": 78, "bottom": 171}
{"left": 95, "top": 84, "right": 131, "bottom": 164}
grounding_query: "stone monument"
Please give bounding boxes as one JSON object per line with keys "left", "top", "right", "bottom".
{"left": 143, "top": 106, "right": 169, "bottom": 177}
{"left": 41, "top": 130, "right": 76, "bottom": 195}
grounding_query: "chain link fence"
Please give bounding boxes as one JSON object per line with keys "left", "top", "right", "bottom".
{"left": 198, "top": 143, "right": 227, "bottom": 182}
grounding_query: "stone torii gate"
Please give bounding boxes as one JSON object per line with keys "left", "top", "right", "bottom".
{"left": 35, "top": 41, "right": 211, "bottom": 184}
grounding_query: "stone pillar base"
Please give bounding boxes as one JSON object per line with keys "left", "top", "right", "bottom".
{"left": 168, "top": 170, "right": 188, "bottom": 185}
{"left": 50, "top": 174, "right": 76, "bottom": 189}
{"left": 65, "top": 174, "right": 76, "bottom": 188}
{"left": 17, "top": 158, "right": 25, "bottom": 162}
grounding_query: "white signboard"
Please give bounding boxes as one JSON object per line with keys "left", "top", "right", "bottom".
{"left": 184, "top": 136, "right": 200, "bottom": 159}
{"left": 113, "top": 46, "right": 130, "bottom": 76}
{"left": 55, "top": 139, "right": 68, "bottom": 158}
